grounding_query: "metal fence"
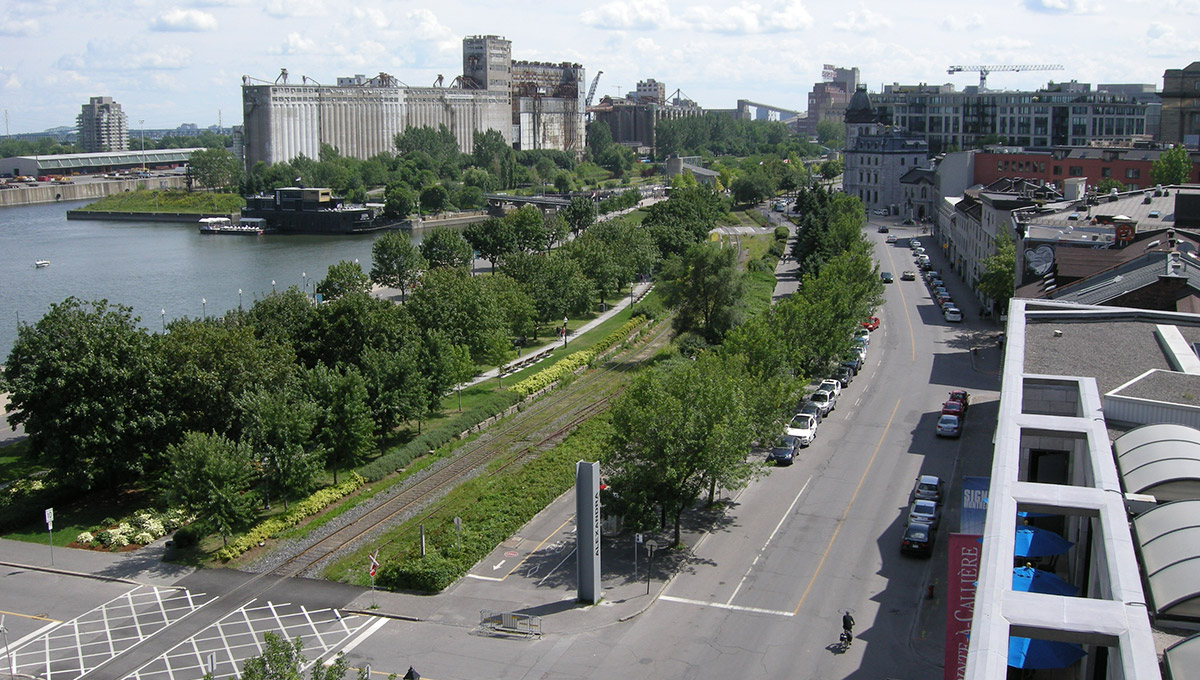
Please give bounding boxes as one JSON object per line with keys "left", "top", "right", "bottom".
{"left": 479, "top": 610, "right": 542, "bottom": 637}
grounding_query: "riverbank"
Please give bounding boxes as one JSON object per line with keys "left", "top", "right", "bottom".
{"left": 0, "top": 176, "right": 189, "bottom": 208}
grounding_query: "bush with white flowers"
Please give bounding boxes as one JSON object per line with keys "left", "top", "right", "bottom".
{"left": 76, "top": 531, "right": 95, "bottom": 545}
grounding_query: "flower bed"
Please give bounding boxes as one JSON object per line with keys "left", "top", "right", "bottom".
{"left": 73, "top": 508, "right": 193, "bottom": 551}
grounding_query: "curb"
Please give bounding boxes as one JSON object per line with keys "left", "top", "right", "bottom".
{"left": 0, "top": 560, "right": 143, "bottom": 586}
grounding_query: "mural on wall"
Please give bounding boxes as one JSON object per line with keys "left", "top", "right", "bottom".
{"left": 1024, "top": 244, "right": 1056, "bottom": 280}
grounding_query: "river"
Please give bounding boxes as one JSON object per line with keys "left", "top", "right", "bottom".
{"left": 0, "top": 201, "right": 425, "bottom": 360}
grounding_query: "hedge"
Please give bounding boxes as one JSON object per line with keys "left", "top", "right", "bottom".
{"left": 215, "top": 473, "right": 365, "bottom": 561}
{"left": 509, "top": 316, "right": 650, "bottom": 398}
{"left": 356, "top": 391, "right": 520, "bottom": 482}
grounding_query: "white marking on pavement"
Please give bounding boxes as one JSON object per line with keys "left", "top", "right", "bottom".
{"left": 3, "top": 620, "right": 60, "bottom": 655}
{"left": 325, "top": 616, "right": 388, "bottom": 663}
{"left": 726, "top": 476, "right": 812, "bottom": 606}
{"left": 465, "top": 573, "right": 504, "bottom": 582}
{"left": 492, "top": 559, "right": 506, "bottom": 571}
{"left": 660, "top": 595, "right": 793, "bottom": 617}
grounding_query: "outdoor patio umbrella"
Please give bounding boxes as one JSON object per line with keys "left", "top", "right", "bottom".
{"left": 1012, "top": 566, "right": 1079, "bottom": 596}
{"left": 1008, "top": 636, "right": 1086, "bottom": 669}
{"left": 1013, "top": 526, "right": 1074, "bottom": 558}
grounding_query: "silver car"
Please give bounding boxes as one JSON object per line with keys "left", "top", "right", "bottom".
{"left": 809, "top": 389, "right": 836, "bottom": 416}
{"left": 908, "top": 499, "right": 941, "bottom": 528}
{"left": 936, "top": 414, "right": 962, "bottom": 438}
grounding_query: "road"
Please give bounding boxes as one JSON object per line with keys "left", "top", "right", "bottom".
{"left": 0, "top": 214, "right": 1003, "bottom": 680}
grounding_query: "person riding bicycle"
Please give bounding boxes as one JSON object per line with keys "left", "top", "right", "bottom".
{"left": 842, "top": 611, "right": 855, "bottom": 640}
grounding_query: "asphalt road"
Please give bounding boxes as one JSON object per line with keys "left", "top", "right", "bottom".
{"left": 0, "top": 215, "right": 1003, "bottom": 680}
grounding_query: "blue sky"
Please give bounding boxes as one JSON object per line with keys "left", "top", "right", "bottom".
{"left": 1, "top": 0, "right": 1197, "bottom": 135}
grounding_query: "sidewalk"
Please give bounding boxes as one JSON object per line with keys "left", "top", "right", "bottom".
{"left": 0, "top": 534, "right": 195, "bottom": 587}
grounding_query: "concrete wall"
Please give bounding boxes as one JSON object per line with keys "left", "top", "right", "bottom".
{"left": 0, "top": 176, "right": 189, "bottom": 208}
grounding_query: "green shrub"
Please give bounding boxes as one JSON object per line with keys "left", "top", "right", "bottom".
{"left": 0, "top": 477, "right": 75, "bottom": 532}
{"left": 172, "top": 526, "right": 200, "bottom": 548}
{"left": 377, "top": 552, "right": 460, "bottom": 592}
{"left": 774, "top": 225, "right": 789, "bottom": 241}
{"left": 356, "top": 391, "right": 520, "bottom": 482}
{"left": 215, "top": 473, "right": 365, "bottom": 561}
{"left": 510, "top": 350, "right": 593, "bottom": 398}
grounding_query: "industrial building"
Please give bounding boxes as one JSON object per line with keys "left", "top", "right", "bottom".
{"left": 241, "top": 35, "right": 588, "bottom": 167}
{"left": 591, "top": 85, "right": 704, "bottom": 153}
{"left": 798, "top": 65, "right": 860, "bottom": 139}
{"left": 76, "top": 96, "right": 129, "bottom": 153}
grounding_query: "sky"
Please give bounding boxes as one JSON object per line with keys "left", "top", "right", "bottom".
{"left": 2, "top": 0, "right": 1198, "bottom": 135}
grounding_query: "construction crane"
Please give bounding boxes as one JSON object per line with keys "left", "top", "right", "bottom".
{"left": 585, "top": 71, "right": 603, "bottom": 107}
{"left": 946, "top": 64, "right": 1064, "bottom": 90}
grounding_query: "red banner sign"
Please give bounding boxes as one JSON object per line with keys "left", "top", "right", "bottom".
{"left": 945, "top": 533, "right": 982, "bottom": 680}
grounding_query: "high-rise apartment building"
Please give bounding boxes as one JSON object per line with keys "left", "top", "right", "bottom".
{"left": 76, "top": 96, "right": 129, "bottom": 152}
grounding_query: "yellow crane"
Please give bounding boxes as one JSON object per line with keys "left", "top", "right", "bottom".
{"left": 947, "top": 64, "right": 1064, "bottom": 90}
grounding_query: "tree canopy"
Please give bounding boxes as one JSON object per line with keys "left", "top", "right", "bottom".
{"left": 1152, "top": 146, "right": 1194, "bottom": 185}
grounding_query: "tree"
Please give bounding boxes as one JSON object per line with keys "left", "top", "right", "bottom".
{"left": 382, "top": 183, "right": 418, "bottom": 219}
{"left": 445, "top": 343, "right": 476, "bottom": 411}
{"left": 820, "top": 158, "right": 843, "bottom": 179}
{"left": 977, "top": 232, "right": 1016, "bottom": 316}
{"left": 188, "top": 147, "right": 243, "bottom": 192}
{"left": 730, "top": 172, "right": 772, "bottom": 205}
{"left": 815, "top": 119, "right": 845, "bottom": 148}
{"left": 463, "top": 217, "right": 515, "bottom": 270}
{"left": 238, "top": 388, "right": 322, "bottom": 510}
{"left": 659, "top": 242, "right": 746, "bottom": 343}
{"left": 2, "top": 298, "right": 166, "bottom": 490}
{"left": 370, "top": 230, "right": 427, "bottom": 302}
{"left": 587, "top": 120, "right": 614, "bottom": 159}
{"left": 567, "top": 232, "right": 625, "bottom": 308}
{"left": 535, "top": 156, "right": 557, "bottom": 192}
{"left": 507, "top": 205, "right": 548, "bottom": 254}
{"left": 481, "top": 273, "right": 537, "bottom": 339}
{"left": 604, "top": 353, "right": 758, "bottom": 546}
{"left": 358, "top": 343, "right": 425, "bottom": 433}
{"left": 560, "top": 196, "right": 597, "bottom": 233}
{"left": 406, "top": 267, "right": 510, "bottom": 363}
{"left": 239, "top": 632, "right": 365, "bottom": 680}
{"left": 245, "top": 288, "right": 318, "bottom": 361}
{"left": 316, "top": 260, "right": 371, "bottom": 301}
{"left": 306, "top": 364, "right": 374, "bottom": 483}
{"left": 597, "top": 145, "right": 634, "bottom": 176}
{"left": 503, "top": 251, "right": 595, "bottom": 329}
{"left": 419, "top": 184, "right": 451, "bottom": 213}
{"left": 1094, "top": 177, "right": 1125, "bottom": 195}
{"left": 162, "top": 431, "right": 257, "bottom": 547}
{"left": 419, "top": 226, "right": 473, "bottom": 270}
{"left": 553, "top": 171, "right": 573, "bottom": 193}
{"left": 1151, "top": 146, "right": 1193, "bottom": 185}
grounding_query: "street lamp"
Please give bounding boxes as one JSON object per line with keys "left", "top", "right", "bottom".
{"left": 562, "top": 315, "right": 569, "bottom": 347}
{"left": 238, "top": 288, "right": 243, "bottom": 310}
{"left": 201, "top": 298, "right": 206, "bottom": 318}
{"left": 161, "top": 308, "right": 165, "bottom": 332}
{"left": 302, "top": 272, "right": 307, "bottom": 296}
{"left": 138, "top": 119, "right": 146, "bottom": 175}
{"left": 271, "top": 279, "right": 276, "bottom": 293}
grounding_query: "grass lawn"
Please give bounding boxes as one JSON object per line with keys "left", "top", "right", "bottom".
{"left": 3, "top": 488, "right": 151, "bottom": 547}
{"left": 0, "top": 439, "right": 45, "bottom": 484}
{"left": 79, "top": 189, "right": 244, "bottom": 213}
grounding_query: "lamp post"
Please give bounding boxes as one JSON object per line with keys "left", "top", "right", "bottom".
{"left": 562, "top": 315, "right": 569, "bottom": 347}
{"left": 138, "top": 119, "right": 146, "bottom": 175}
{"left": 302, "top": 272, "right": 307, "bottom": 297}
{"left": 271, "top": 279, "right": 276, "bottom": 293}
{"left": 161, "top": 308, "right": 165, "bottom": 332}
{"left": 238, "top": 288, "right": 243, "bottom": 310}
{"left": 201, "top": 298, "right": 206, "bottom": 318}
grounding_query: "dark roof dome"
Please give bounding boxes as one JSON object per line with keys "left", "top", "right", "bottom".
{"left": 845, "top": 86, "right": 876, "bottom": 124}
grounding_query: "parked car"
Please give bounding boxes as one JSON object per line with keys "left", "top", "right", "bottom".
{"left": 901, "top": 270, "right": 916, "bottom": 281}
{"left": 881, "top": 271, "right": 894, "bottom": 283}
{"left": 810, "top": 389, "right": 836, "bottom": 415}
{"left": 840, "top": 357, "right": 862, "bottom": 374}
{"left": 786, "top": 413, "right": 818, "bottom": 446}
{"left": 948, "top": 390, "right": 970, "bottom": 412}
{"left": 853, "top": 327, "right": 871, "bottom": 344}
{"left": 936, "top": 414, "right": 962, "bottom": 438}
{"left": 861, "top": 316, "right": 880, "bottom": 331}
{"left": 768, "top": 436, "right": 798, "bottom": 465}
{"left": 941, "top": 400, "right": 966, "bottom": 419}
{"left": 909, "top": 238, "right": 922, "bottom": 249}
{"left": 929, "top": 277, "right": 944, "bottom": 289}
{"left": 818, "top": 378, "right": 842, "bottom": 399}
{"left": 908, "top": 498, "right": 941, "bottom": 528}
{"left": 936, "top": 292, "right": 952, "bottom": 306}
{"left": 911, "top": 474, "right": 946, "bottom": 504}
{"left": 798, "top": 400, "right": 823, "bottom": 421}
{"left": 925, "top": 270, "right": 940, "bottom": 282}
{"left": 933, "top": 285, "right": 948, "bottom": 297}
{"left": 835, "top": 366, "right": 854, "bottom": 386}
{"left": 873, "top": 208, "right": 889, "bottom": 216}
{"left": 944, "top": 307, "right": 963, "bottom": 322}
{"left": 900, "top": 523, "right": 935, "bottom": 556}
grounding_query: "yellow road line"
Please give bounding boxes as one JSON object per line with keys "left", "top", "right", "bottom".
{"left": 793, "top": 397, "right": 901, "bottom": 615}
{"left": 883, "top": 241, "right": 917, "bottom": 362}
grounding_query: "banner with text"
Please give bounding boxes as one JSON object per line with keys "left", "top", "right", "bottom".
{"left": 960, "top": 476, "right": 990, "bottom": 535}
{"left": 945, "top": 532, "right": 982, "bottom": 680}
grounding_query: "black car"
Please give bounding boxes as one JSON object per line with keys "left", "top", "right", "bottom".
{"left": 881, "top": 271, "right": 894, "bottom": 283}
{"left": 901, "top": 523, "right": 935, "bottom": 556}
{"left": 877, "top": 225, "right": 889, "bottom": 233}
{"left": 841, "top": 355, "right": 863, "bottom": 372}
{"left": 835, "top": 366, "right": 854, "bottom": 386}
{"left": 798, "top": 401, "right": 823, "bottom": 421}
{"left": 768, "top": 436, "right": 798, "bottom": 465}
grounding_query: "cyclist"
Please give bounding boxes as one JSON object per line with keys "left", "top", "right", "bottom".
{"left": 842, "top": 611, "right": 855, "bottom": 642}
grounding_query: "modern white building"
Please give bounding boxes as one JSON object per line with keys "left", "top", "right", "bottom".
{"left": 76, "top": 96, "right": 129, "bottom": 153}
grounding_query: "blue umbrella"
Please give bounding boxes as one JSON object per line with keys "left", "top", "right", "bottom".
{"left": 1012, "top": 566, "right": 1079, "bottom": 596}
{"left": 1009, "top": 636, "right": 1086, "bottom": 669}
{"left": 1014, "top": 526, "right": 1074, "bottom": 557}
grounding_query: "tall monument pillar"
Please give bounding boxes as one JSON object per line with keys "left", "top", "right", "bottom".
{"left": 575, "top": 461, "right": 601, "bottom": 603}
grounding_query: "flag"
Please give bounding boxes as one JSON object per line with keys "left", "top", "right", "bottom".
{"left": 369, "top": 550, "right": 379, "bottom": 577}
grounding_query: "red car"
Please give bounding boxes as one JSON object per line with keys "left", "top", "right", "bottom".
{"left": 948, "top": 390, "right": 970, "bottom": 412}
{"left": 941, "top": 400, "right": 966, "bottom": 418}
{"left": 861, "top": 316, "right": 880, "bottom": 331}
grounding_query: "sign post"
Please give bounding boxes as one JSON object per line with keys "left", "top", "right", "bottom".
{"left": 45, "top": 508, "right": 54, "bottom": 566}
{"left": 644, "top": 540, "right": 658, "bottom": 595}
{"left": 634, "top": 533, "right": 643, "bottom": 574}
{"left": 369, "top": 550, "right": 379, "bottom": 607}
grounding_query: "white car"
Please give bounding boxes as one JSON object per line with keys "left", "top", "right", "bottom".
{"left": 809, "top": 389, "right": 836, "bottom": 415}
{"left": 908, "top": 499, "right": 941, "bottom": 528}
{"left": 818, "top": 378, "right": 842, "bottom": 399}
{"left": 786, "top": 413, "right": 819, "bottom": 446}
{"left": 944, "top": 307, "right": 963, "bottom": 322}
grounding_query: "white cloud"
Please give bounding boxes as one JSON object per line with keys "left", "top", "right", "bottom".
{"left": 682, "top": 1, "right": 813, "bottom": 34}
{"left": 2, "top": 72, "right": 21, "bottom": 90}
{"left": 1146, "top": 22, "right": 1173, "bottom": 39}
{"left": 150, "top": 9, "right": 218, "bottom": 32}
{"left": 351, "top": 7, "right": 390, "bottom": 29}
{"left": 834, "top": 7, "right": 893, "bottom": 32}
{"left": 581, "top": 0, "right": 672, "bottom": 30}
{"left": 1022, "top": 0, "right": 1103, "bottom": 14}
{"left": 0, "top": 18, "right": 39, "bottom": 36}
{"left": 264, "top": 0, "right": 324, "bottom": 18}
{"left": 278, "top": 32, "right": 317, "bottom": 55}
{"left": 941, "top": 13, "right": 983, "bottom": 31}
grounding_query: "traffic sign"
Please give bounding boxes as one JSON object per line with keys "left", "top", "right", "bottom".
{"left": 44, "top": 508, "right": 53, "bottom": 529}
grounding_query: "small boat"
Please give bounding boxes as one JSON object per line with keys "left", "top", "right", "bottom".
{"left": 34, "top": 259, "right": 50, "bottom": 268}
{"left": 199, "top": 217, "right": 265, "bottom": 235}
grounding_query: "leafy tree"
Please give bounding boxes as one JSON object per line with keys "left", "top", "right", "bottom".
{"left": 730, "top": 172, "right": 773, "bottom": 205}
{"left": 359, "top": 342, "right": 425, "bottom": 433}
{"left": 308, "top": 292, "right": 407, "bottom": 369}
{"left": 456, "top": 184, "right": 486, "bottom": 209}
{"left": 597, "top": 145, "right": 635, "bottom": 176}
{"left": 815, "top": 119, "right": 845, "bottom": 148}
{"left": 382, "top": 183, "right": 418, "bottom": 219}
{"left": 188, "top": 147, "right": 244, "bottom": 192}
{"left": 463, "top": 217, "right": 515, "bottom": 270}
{"left": 507, "top": 205, "right": 548, "bottom": 253}
{"left": 370, "top": 230, "right": 427, "bottom": 302}
{"left": 659, "top": 242, "right": 746, "bottom": 343}
{"left": 587, "top": 120, "right": 614, "bottom": 159}
{"left": 420, "top": 184, "right": 451, "bottom": 213}
{"left": 561, "top": 196, "right": 597, "bottom": 233}
{"left": 568, "top": 232, "right": 625, "bottom": 308}
{"left": 238, "top": 387, "right": 322, "bottom": 510}
{"left": 481, "top": 273, "right": 537, "bottom": 339}
{"left": 642, "top": 185, "right": 725, "bottom": 257}
{"left": 820, "top": 158, "right": 843, "bottom": 179}
{"left": 306, "top": 364, "right": 374, "bottom": 483}
{"left": 1151, "top": 146, "right": 1193, "bottom": 185}
{"left": 542, "top": 212, "right": 570, "bottom": 250}
{"left": 316, "top": 260, "right": 371, "bottom": 301}
{"left": 239, "top": 632, "right": 366, "bottom": 680}
{"left": 461, "top": 167, "right": 499, "bottom": 192}
{"left": 244, "top": 288, "right": 318, "bottom": 362}
{"left": 535, "top": 156, "right": 557, "bottom": 191}
{"left": 406, "top": 267, "right": 510, "bottom": 363}
{"left": 419, "top": 226, "right": 474, "bottom": 270}
{"left": 1093, "top": 177, "right": 1125, "bottom": 195}
{"left": 503, "top": 251, "right": 595, "bottom": 330}
{"left": 445, "top": 343, "right": 476, "bottom": 411}
{"left": 604, "top": 353, "right": 758, "bottom": 546}
{"left": 394, "top": 124, "right": 461, "bottom": 169}
{"left": 977, "top": 232, "right": 1016, "bottom": 315}
{"left": 162, "top": 431, "right": 257, "bottom": 547}
{"left": 553, "top": 171, "right": 573, "bottom": 193}
{"left": 2, "top": 298, "right": 166, "bottom": 490}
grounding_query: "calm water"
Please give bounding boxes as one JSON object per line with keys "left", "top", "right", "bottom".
{"left": 0, "top": 201, "right": 425, "bottom": 359}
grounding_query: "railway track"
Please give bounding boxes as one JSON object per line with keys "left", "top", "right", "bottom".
{"left": 267, "top": 317, "right": 675, "bottom": 579}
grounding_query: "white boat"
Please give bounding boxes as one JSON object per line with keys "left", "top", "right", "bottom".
{"left": 34, "top": 259, "right": 50, "bottom": 268}
{"left": 199, "top": 217, "right": 265, "bottom": 235}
